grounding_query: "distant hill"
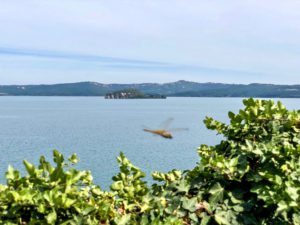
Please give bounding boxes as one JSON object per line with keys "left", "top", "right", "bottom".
{"left": 0, "top": 80, "right": 300, "bottom": 98}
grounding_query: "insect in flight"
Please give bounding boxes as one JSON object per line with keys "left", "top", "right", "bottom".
{"left": 143, "top": 118, "right": 188, "bottom": 139}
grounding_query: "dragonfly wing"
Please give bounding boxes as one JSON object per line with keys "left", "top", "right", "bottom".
{"left": 167, "top": 128, "right": 189, "bottom": 132}
{"left": 158, "top": 117, "right": 174, "bottom": 130}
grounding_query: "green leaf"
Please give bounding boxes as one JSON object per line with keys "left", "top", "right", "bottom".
{"left": 53, "top": 149, "right": 64, "bottom": 166}
{"left": 82, "top": 206, "right": 95, "bottom": 216}
{"left": 286, "top": 183, "right": 299, "bottom": 201}
{"left": 140, "top": 214, "right": 149, "bottom": 225}
{"left": 209, "top": 182, "right": 224, "bottom": 205}
{"left": 114, "top": 214, "right": 131, "bottom": 225}
{"left": 182, "top": 197, "right": 197, "bottom": 212}
{"left": 68, "top": 153, "right": 79, "bottom": 164}
{"left": 170, "top": 180, "right": 190, "bottom": 194}
{"left": 293, "top": 213, "right": 300, "bottom": 225}
{"left": 23, "top": 159, "right": 36, "bottom": 176}
{"left": 189, "top": 212, "right": 199, "bottom": 222}
{"left": 214, "top": 210, "right": 230, "bottom": 225}
{"left": 200, "top": 212, "right": 210, "bottom": 225}
{"left": 38, "top": 204, "right": 46, "bottom": 214}
{"left": 176, "top": 209, "right": 187, "bottom": 217}
{"left": 5, "top": 165, "right": 20, "bottom": 181}
{"left": 276, "top": 200, "right": 289, "bottom": 215}
{"left": 46, "top": 210, "right": 57, "bottom": 224}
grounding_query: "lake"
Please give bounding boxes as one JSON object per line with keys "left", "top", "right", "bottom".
{"left": 0, "top": 97, "right": 300, "bottom": 190}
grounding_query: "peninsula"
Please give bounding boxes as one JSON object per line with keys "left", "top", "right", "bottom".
{"left": 105, "top": 88, "right": 166, "bottom": 99}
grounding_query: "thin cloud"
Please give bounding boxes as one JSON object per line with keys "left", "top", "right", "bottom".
{"left": 0, "top": 47, "right": 166, "bottom": 66}
{"left": 0, "top": 47, "right": 259, "bottom": 77}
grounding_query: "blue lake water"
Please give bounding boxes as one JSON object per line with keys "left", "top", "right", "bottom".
{"left": 0, "top": 97, "right": 300, "bottom": 190}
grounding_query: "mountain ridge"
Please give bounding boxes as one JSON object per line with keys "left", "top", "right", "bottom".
{"left": 0, "top": 80, "right": 300, "bottom": 98}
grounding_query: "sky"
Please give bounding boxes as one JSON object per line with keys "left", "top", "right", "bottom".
{"left": 1, "top": 0, "right": 300, "bottom": 85}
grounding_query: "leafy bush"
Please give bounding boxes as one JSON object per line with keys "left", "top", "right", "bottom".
{"left": 0, "top": 98, "right": 299, "bottom": 224}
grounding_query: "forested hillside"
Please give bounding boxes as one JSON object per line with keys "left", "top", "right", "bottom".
{"left": 1, "top": 80, "right": 300, "bottom": 97}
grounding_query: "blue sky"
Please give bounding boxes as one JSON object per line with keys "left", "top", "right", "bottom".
{"left": 1, "top": 0, "right": 300, "bottom": 84}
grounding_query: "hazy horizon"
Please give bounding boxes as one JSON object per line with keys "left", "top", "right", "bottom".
{"left": 1, "top": 80, "right": 300, "bottom": 86}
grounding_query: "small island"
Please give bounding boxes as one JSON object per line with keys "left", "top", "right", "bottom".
{"left": 105, "top": 88, "right": 166, "bottom": 99}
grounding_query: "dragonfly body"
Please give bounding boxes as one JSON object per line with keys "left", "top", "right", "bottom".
{"left": 143, "top": 129, "right": 173, "bottom": 139}
{"left": 143, "top": 118, "right": 187, "bottom": 139}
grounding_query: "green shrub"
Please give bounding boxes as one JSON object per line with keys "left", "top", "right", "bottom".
{"left": 0, "top": 98, "right": 299, "bottom": 224}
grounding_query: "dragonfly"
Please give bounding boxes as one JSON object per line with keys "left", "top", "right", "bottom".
{"left": 143, "top": 118, "right": 188, "bottom": 139}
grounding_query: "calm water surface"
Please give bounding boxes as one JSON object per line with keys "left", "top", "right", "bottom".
{"left": 0, "top": 97, "right": 300, "bottom": 189}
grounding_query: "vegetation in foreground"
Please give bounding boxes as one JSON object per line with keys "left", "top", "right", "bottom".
{"left": 0, "top": 98, "right": 299, "bottom": 225}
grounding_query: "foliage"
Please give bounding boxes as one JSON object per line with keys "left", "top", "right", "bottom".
{"left": 0, "top": 150, "right": 120, "bottom": 224}
{"left": 0, "top": 98, "right": 299, "bottom": 224}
